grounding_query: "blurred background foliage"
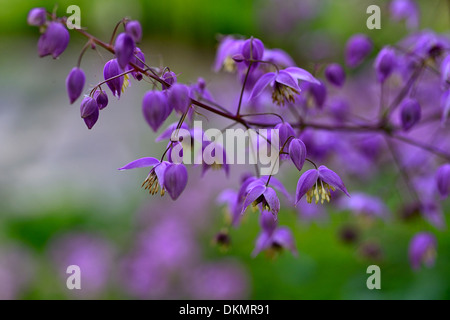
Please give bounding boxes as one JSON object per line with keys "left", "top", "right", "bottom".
{"left": 0, "top": 0, "right": 450, "bottom": 299}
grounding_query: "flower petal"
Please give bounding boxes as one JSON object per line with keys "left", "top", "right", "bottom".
{"left": 163, "top": 163, "right": 188, "bottom": 200}
{"left": 248, "top": 72, "right": 276, "bottom": 101}
{"left": 263, "top": 187, "right": 280, "bottom": 215}
{"left": 284, "top": 67, "right": 320, "bottom": 84}
{"left": 295, "top": 169, "right": 319, "bottom": 205}
{"left": 251, "top": 231, "right": 272, "bottom": 257}
{"left": 318, "top": 165, "right": 350, "bottom": 197}
{"left": 241, "top": 185, "right": 266, "bottom": 215}
{"left": 275, "top": 70, "right": 300, "bottom": 91}
{"left": 118, "top": 157, "right": 160, "bottom": 170}
{"left": 272, "top": 226, "right": 298, "bottom": 256}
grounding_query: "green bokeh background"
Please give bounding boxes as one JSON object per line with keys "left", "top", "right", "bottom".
{"left": 1, "top": 0, "right": 449, "bottom": 299}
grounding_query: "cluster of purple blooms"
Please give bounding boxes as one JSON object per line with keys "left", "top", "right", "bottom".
{"left": 28, "top": 0, "right": 449, "bottom": 270}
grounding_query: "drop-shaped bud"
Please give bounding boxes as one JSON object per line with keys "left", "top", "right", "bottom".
{"left": 289, "top": 138, "right": 307, "bottom": 171}
{"left": 114, "top": 32, "right": 135, "bottom": 69}
{"left": 127, "top": 47, "right": 145, "bottom": 81}
{"left": 436, "top": 164, "right": 450, "bottom": 199}
{"left": 309, "top": 81, "right": 327, "bottom": 109}
{"left": 164, "top": 163, "right": 188, "bottom": 200}
{"left": 95, "top": 90, "right": 109, "bottom": 110}
{"left": 142, "top": 90, "right": 172, "bottom": 132}
{"left": 125, "top": 20, "right": 142, "bottom": 43}
{"left": 37, "top": 22, "right": 69, "bottom": 59}
{"left": 400, "top": 98, "right": 421, "bottom": 131}
{"left": 168, "top": 83, "right": 191, "bottom": 113}
{"left": 374, "top": 47, "right": 396, "bottom": 83}
{"left": 345, "top": 34, "right": 373, "bottom": 68}
{"left": 80, "top": 97, "right": 99, "bottom": 130}
{"left": 103, "top": 59, "right": 124, "bottom": 98}
{"left": 66, "top": 67, "right": 85, "bottom": 104}
{"left": 27, "top": 8, "right": 46, "bottom": 26}
{"left": 162, "top": 71, "right": 177, "bottom": 89}
{"left": 242, "top": 37, "right": 264, "bottom": 67}
{"left": 325, "top": 63, "right": 346, "bottom": 87}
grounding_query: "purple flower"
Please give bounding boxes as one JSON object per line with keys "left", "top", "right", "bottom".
{"left": 127, "top": 47, "right": 146, "bottom": 81}
{"left": 390, "top": 0, "right": 419, "bottom": 30}
{"left": 103, "top": 59, "right": 124, "bottom": 98}
{"left": 162, "top": 71, "right": 177, "bottom": 89}
{"left": 119, "top": 157, "right": 188, "bottom": 200}
{"left": 27, "top": 8, "right": 46, "bottom": 26}
{"left": 409, "top": 232, "right": 437, "bottom": 270}
{"left": 80, "top": 96, "right": 99, "bottom": 129}
{"left": 114, "top": 32, "right": 136, "bottom": 69}
{"left": 440, "top": 54, "right": 450, "bottom": 87}
{"left": 295, "top": 165, "right": 350, "bottom": 205}
{"left": 142, "top": 90, "right": 172, "bottom": 132}
{"left": 436, "top": 164, "right": 450, "bottom": 199}
{"left": 306, "top": 80, "right": 327, "bottom": 109}
{"left": 164, "top": 163, "right": 188, "bottom": 200}
{"left": 241, "top": 180, "right": 280, "bottom": 216}
{"left": 94, "top": 90, "right": 108, "bottom": 110}
{"left": 125, "top": 20, "right": 142, "bottom": 43}
{"left": 421, "top": 201, "right": 446, "bottom": 230}
{"left": 249, "top": 67, "right": 319, "bottom": 106}
{"left": 345, "top": 34, "right": 373, "bottom": 68}
{"left": 289, "top": 138, "right": 307, "bottom": 171}
{"left": 274, "top": 122, "right": 296, "bottom": 151}
{"left": 440, "top": 89, "right": 450, "bottom": 125}
{"left": 374, "top": 47, "right": 397, "bottom": 83}
{"left": 252, "top": 213, "right": 297, "bottom": 258}
{"left": 340, "top": 193, "right": 390, "bottom": 220}
{"left": 400, "top": 98, "right": 421, "bottom": 131}
{"left": 213, "top": 36, "right": 244, "bottom": 72}
{"left": 168, "top": 83, "right": 191, "bottom": 113}
{"left": 37, "top": 22, "right": 69, "bottom": 59}
{"left": 262, "top": 48, "right": 296, "bottom": 68}
{"left": 66, "top": 67, "right": 85, "bottom": 104}
{"left": 201, "top": 141, "right": 229, "bottom": 177}
{"left": 241, "top": 37, "right": 264, "bottom": 67}
{"left": 155, "top": 122, "right": 189, "bottom": 142}
{"left": 325, "top": 63, "right": 346, "bottom": 87}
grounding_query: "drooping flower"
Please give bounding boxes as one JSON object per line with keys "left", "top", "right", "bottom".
{"left": 400, "top": 98, "right": 421, "bottom": 131}
{"left": 66, "top": 67, "right": 85, "bottom": 104}
{"left": 374, "top": 47, "right": 397, "bottom": 83}
{"left": 390, "top": 0, "right": 419, "bottom": 30}
{"left": 421, "top": 201, "right": 446, "bottom": 230}
{"left": 27, "top": 8, "right": 46, "bottom": 26}
{"left": 142, "top": 90, "right": 172, "bottom": 132}
{"left": 409, "top": 232, "right": 437, "bottom": 270}
{"left": 213, "top": 36, "right": 245, "bottom": 72}
{"left": 249, "top": 67, "right": 319, "bottom": 106}
{"left": 201, "top": 140, "right": 229, "bottom": 177}
{"left": 114, "top": 32, "right": 136, "bottom": 69}
{"left": 305, "top": 80, "right": 327, "bottom": 109}
{"left": 252, "top": 212, "right": 297, "bottom": 257}
{"left": 37, "top": 22, "right": 69, "bottom": 59}
{"left": 325, "top": 63, "right": 346, "bottom": 87}
{"left": 80, "top": 96, "right": 99, "bottom": 129}
{"left": 119, "top": 157, "right": 188, "bottom": 200}
{"left": 436, "top": 164, "right": 450, "bottom": 199}
{"left": 127, "top": 47, "right": 146, "bottom": 81}
{"left": 241, "top": 179, "right": 280, "bottom": 216}
{"left": 155, "top": 122, "right": 189, "bottom": 142}
{"left": 339, "top": 192, "right": 390, "bottom": 220}
{"left": 103, "top": 59, "right": 124, "bottom": 98}
{"left": 289, "top": 138, "right": 307, "bottom": 171}
{"left": 162, "top": 71, "right": 177, "bottom": 89}
{"left": 295, "top": 165, "right": 350, "bottom": 205}
{"left": 345, "top": 34, "right": 373, "bottom": 68}
{"left": 125, "top": 20, "right": 142, "bottom": 43}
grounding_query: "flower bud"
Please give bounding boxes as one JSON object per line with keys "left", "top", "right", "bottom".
{"left": 95, "top": 90, "right": 109, "bottom": 110}
{"left": 103, "top": 59, "right": 124, "bottom": 98}
{"left": 409, "top": 232, "right": 437, "bottom": 270}
{"left": 142, "top": 90, "right": 172, "bottom": 132}
{"left": 242, "top": 37, "right": 264, "bottom": 67}
{"left": 80, "top": 97, "right": 99, "bottom": 130}
{"left": 125, "top": 20, "right": 142, "bottom": 43}
{"left": 325, "top": 63, "right": 346, "bottom": 87}
{"left": 27, "top": 8, "right": 46, "bottom": 26}
{"left": 274, "top": 122, "right": 296, "bottom": 149}
{"left": 37, "top": 22, "right": 69, "bottom": 59}
{"left": 309, "top": 81, "right": 327, "bottom": 109}
{"left": 374, "top": 47, "right": 396, "bottom": 83}
{"left": 260, "top": 211, "right": 277, "bottom": 235}
{"left": 114, "top": 32, "right": 135, "bottom": 69}
{"left": 65, "top": 67, "right": 85, "bottom": 104}
{"left": 289, "top": 138, "right": 307, "bottom": 171}
{"left": 436, "top": 164, "right": 450, "bottom": 199}
{"left": 168, "top": 83, "right": 191, "bottom": 113}
{"left": 400, "top": 98, "right": 421, "bottom": 131}
{"left": 127, "top": 47, "right": 145, "bottom": 81}
{"left": 345, "top": 34, "right": 373, "bottom": 68}
{"left": 162, "top": 71, "right": 177, "bottom": 89}
{"left": 164, "top": 163, "right": 188, "bottom": 200}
